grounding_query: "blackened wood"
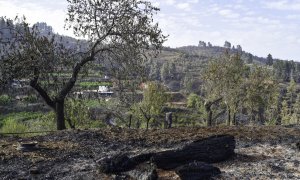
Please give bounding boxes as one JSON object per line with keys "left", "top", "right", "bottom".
{"left": 151, "top": 135, "right": 235, "bottom": 170}
{"left": 98, "top": 153, "right": 155, "bottom": 174}
{"left": 176, "top": 161, "right": 221, "bottom": 180}
{"left": 98, "top": 154, "right": 136, "bottom": 173}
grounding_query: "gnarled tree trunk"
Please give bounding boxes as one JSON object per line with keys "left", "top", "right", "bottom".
{"left": 56, "top": 99, "right": 66, "bottom": 130}
{"left": 227, "top": 108, "right": 231, "bottom": 126}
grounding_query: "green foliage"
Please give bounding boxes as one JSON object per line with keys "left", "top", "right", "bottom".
{"left": 183, "top": 73, "right": 195, "bottom": 93}
{"left": 142, "top": 82, "right": 169, "bottom": 115}
{"left": 0, "top": 112, "right": 57, "bottom": 136}
{"left": 130, "top": 82, "right": 169, "bottom": 128}
{"left": 266, "top": 54, "right": 273, "bottom": 66}
{"left": 65, "top": 99, "right": 90, "bottom": 128}
{"left": 0, "top": 94, "right": 11, "bottom": 105}
{"left": 281, "top": 100, "right": 290, "bottom": 125}
{"left": 265, "top": 118, "right": 277, "bottom": 126}
{"left": 273, "top": 60, "right": 296, "bottom": 82}
{"left": 88, "top": 120, "right": 106, "bottom": 128}
{"left": 0, "top": 117, "right": 28, "bottom": 134}
{"left": 203, "top": 53, "right": 245, "bottom": 125}
{"left": 247, "top": 54, "right": 253, "bottom": 64}
{"left": 187, "top": 93, "right": 202, "bottom": 109}
{"left": 23, "top": 94, "right": 38, "bottom": 103}
{"left": 83, "top": 99, "right": 106, "bottom": 108}
{"left": 287, "top": 78, "right": 297, "bottom": 104}
{"left": 245, "top": 65, "right": 278, "bottom": 123}
{"left": 1, "top": 0, "right": 166, "bottom": 130}
{"left": 26, "top": 112, "right": 56, "bottom": 132}
{"left": 160, "top": 62, "right": 170, "bottom": 82}
{"left": 293, "top": 95, "right": 300, "bottom": 124}
{"left": 0, "top": 111, "right": 43, "bottom": 134}
{"left": 0, "top": 112, "right": 43, "bottom": 124}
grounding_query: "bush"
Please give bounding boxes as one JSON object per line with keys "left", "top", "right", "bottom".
{"left": 26, "top": 112, "right": 56, "bottom": 132}
{"left": 0, "top": 94, "right": 11, "bottom": 105}
{"left": 23, "top": 95, "right": 38, "bottom": 103}
{"left": 65, "top": 99, "right": 91, "bottom": 128}
{"left": 187, "top": 93, "right": 202, "bottom": 109}
{"left": 0, "top": 117, "right": 28, "bottom": 134}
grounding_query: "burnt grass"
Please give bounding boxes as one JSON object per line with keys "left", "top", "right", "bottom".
{"left": 1, "top": 126, "right": 300, "bottom": 179}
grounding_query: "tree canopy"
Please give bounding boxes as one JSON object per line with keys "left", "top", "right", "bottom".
{"left": 0, "top": 0, "right": 167, "bottom": 130}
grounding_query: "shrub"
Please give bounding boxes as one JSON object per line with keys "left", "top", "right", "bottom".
{"left": 23, "top": 95, "right": 38, "bottom": 103}
{"left": 27, "top": 112, "right": 56, "bottom": 132}
{"left": 187, "top": 93, "right": 202, "bottom": 109}
{"left": 0, "top": 117, "right": 28, "bottom": 134}
{"left": 65, "top": 99, "right": 91, "bottom": 128}
{"left": 0, "top": 94, "right": 11, "bottom": 105}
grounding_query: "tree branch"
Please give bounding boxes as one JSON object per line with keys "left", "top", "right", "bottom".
{"left": 205, "top": 97, "right": 223, "bottom": 110}
{"left": 29, "top": 70, "right": 55, "bottom": 109}
{"left": 58, "top": 56, "right": 93, "bottom": 99}
{"left": 59, "top": 46, "right": 111, "bottom": 100}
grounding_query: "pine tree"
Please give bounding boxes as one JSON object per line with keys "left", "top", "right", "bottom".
{"left": 266, "top": 54, "right": 273, "bottom": 66}
{"left": 247, "top": 54, "right": 253, "bottom": 64}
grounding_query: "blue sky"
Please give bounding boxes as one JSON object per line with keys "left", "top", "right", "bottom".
{"left": 0, "top": 0, "right": 300, "bottom": 61}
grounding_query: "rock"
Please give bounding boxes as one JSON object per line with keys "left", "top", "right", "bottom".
{"left": 151, "top": 135, "right": 235, "bottom": 170}
{"left": 175, "top": 161, "right": 221, "bottom": 180}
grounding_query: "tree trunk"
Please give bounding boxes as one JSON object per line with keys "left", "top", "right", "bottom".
{"left": 232, "top": 112, "right": 237, "bottom": 126}
{"left": 258, "top": 107, "right": 265, "bottom": 125}
{"left": 250, "top": 109, "right": 255, "bottom": 125}
{"left": 227, "top": 108, "right": 231, "bottom": 126}
{"left": 139, "top": 107, "right": 151, "bottom": 130}
{"left": 128, "top": 114, "right": 132, "bottom": 128}
{"left": 207, "top": 110, "right": 212, "bottom": 127}
{"left": 55, "top": 100, "right": 66, "bottom": 130}
{"left": 146, "top": 118, "right": 150, "bottom": 130}
{"left": 165, "top": 112, "right": 172, "bottom": 129}
{"left": 205, "top": 98, "right": 222, "bottom": 127}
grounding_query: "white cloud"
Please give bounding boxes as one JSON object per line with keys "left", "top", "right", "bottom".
{"left": 219, "top": 9, "right": 240, "bottom": 18}
{"left": 286, "top": 14, "right": 300, "bottom": 19}
{"left": 263, "top": 0, "right": 300, "bottom": 11}
{"left": 188, "top": 0, "right": 199, "bottom": 3}
{"left": 0, "top": 0, "right": 72, "bottom": 36}
{"left": 176, "top": 3, "right": 191, "bottom": 11}
{"left": 152, "top": 2, "right": 160, "bottom": 7}
{"left": 165, "top": 0, "right": 176, "bottom": 5}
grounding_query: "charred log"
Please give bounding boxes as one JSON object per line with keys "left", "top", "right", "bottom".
{"left": 151, "top": 135, "right": 235, "bottom": 170}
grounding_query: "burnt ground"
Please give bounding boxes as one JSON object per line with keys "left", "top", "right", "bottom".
{"left": 0, "top": 126, "right": 300, "bottom": 179}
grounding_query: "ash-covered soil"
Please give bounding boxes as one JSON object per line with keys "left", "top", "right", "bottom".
{"left": 0, "top": 126, "right": 300, "bottom": 179}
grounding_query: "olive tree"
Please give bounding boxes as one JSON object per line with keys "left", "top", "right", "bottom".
{"left": 203, "top": 52, "right": 245, "bottom": 126}
{"left": 0, "top": 0, "right": 166, "bottom": 130}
